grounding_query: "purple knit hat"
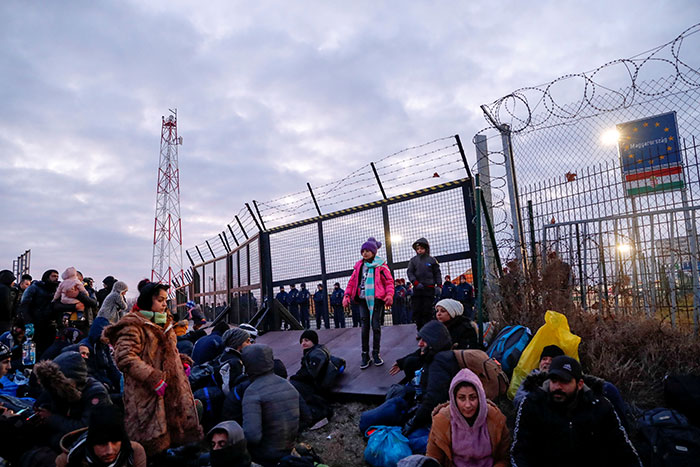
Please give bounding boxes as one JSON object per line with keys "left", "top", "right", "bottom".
{"left": 361, "top": 237, "right": 382, "bottom": 255}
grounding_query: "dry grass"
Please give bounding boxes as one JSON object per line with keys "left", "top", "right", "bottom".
{"left": 298, "top": 400, "right": 376, "bottom": 467}
{"left": 496, "top": 258, "right": 700, "bottom": 409}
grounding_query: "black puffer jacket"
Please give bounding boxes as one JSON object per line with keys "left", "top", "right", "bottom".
{"left": 0, "top": 270, "right": 17, "bottom": 328}
{"left": 444, "top": 315, "right": 479, "bottom": 350}
{"left": 407, "top": 238, "right": 441, "bottom": 295}
{"left": 511, "top": 373, "right": 641, "bottom": 467}
{"left": 19, "top": 272, "right": 59, "bottom": 323}
{"left": 403, "top": 321, "right": 460, "bottom": 429}
{"left": 290, "top": 344, "right": 329, "bottom": 388}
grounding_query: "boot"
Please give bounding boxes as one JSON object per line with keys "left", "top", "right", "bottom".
{"left": 373, "top": 351, "right": 384, "bottom": 366}
{"left": 360, "top": 352, "right": 371, "bottom": 369}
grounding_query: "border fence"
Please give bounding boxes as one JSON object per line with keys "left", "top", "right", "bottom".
{"left": 179, "top": 136, "right": 478, "bottom": 327}
{"left": 475, "top": 23, "right": 700, "bottom": 333}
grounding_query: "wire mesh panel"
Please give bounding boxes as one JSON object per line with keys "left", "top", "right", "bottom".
{"left": 323, "top": 208, "right": 384, "bottom": 274}
{"left": 270, "top": 223, "right": 321, "bottom": 284}
{"left": 388, "top": 188, "right": 470, "bottom": 263}
{"left": 249, "top": 239, "right": 260, "bottom": 286}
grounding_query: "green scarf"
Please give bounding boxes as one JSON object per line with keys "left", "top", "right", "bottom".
{"left": 139, "top": 310, "right": 168, "bottom": 325}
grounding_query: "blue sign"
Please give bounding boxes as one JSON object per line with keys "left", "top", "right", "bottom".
{"left": 617, "top": 112, "right": 684, "bottom": 197}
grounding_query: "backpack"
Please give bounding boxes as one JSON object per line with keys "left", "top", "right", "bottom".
{"left": 664, "top": 374, "right": 700, "bottom": 426}
{"left": 193, "top": 386, "right": 224, "bottom": 431}
{"left": 188, "top": 362, "right": 218, "bottom": 391}
{"left": 453, "top": 349, "right": 509, "bottom": 400}
{"left": 637, "top": 407, "right": 700, "bottom": 466}
{"left": 486, "top": 325, "right": 532, "bottom": 377}
{"left": 316, "top": 347, "right": 346, "bottom": 390}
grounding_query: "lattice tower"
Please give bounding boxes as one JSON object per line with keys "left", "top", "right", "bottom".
{"left": 151, "top": 109, "right": 185, "bottom": 288}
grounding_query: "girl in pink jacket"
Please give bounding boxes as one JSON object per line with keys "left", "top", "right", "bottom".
{"left": 343, "top": 237, "right": 394, "bottom": 369}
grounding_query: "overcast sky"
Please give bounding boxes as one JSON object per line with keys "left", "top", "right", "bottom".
{"left": 2, "top": 1, "right": 698, "bottom": 295}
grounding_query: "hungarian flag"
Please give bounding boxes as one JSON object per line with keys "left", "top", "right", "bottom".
{"left": 624, "top": 164, "right": 685, "bottom": 196}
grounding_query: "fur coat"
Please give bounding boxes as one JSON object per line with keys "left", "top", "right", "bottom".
{"left": 103, "top": 312, "right": 202, "bottom": 455}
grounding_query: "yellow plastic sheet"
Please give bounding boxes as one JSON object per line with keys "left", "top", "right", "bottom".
{"left": 507, "top": 310, "right": 581, "bottom": 399}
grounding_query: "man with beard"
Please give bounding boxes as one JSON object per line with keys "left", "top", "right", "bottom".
{"left": 19, "top": 269, "right": 60, "bottom": 356}
{"left": 510, "top": 356, "right": 641, "bottom": 467}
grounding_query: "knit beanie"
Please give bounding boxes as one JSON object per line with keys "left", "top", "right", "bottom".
{"left": 361, "top": 237, "right": 382, "bottom": 255}
{"left": 86, "top": 404, "right": 128, "bottom": 447}
{"left": 222, "top": 327, "right": 250, "bottom": 350}
{"left": 54, "top": 351, "right": 89, "bottom": 388}
{"left": 418, "top": 320, "right": 452, "bottom": 352}
{"left": 540, "top": 344, "right": 565, "bottom": 360}
{"left": 435, "top": 299, "right": 464, "bottom": 318}
{"left": 300, "top": 329, "right": 318, "bottom": 346}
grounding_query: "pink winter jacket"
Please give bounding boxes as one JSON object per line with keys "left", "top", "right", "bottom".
{"left": 344, "top": 259, "right": 395, "bottom": 304}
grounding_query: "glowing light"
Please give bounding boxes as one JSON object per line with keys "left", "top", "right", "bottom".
{"left": 391, "top": 234, "right": 403, "bottom": 243}
{"left": 601, "top": 129, "right": 620, "bottom": 145}
{"left": 617, "top": 243, "right": 632, "bottom": 255}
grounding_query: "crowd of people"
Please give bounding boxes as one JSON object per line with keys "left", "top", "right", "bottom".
{"left": 0, "top": 234, "right": 646, "bottom": 466}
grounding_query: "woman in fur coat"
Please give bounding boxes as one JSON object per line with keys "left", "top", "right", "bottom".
{"left": 103, "top": 282, "right": 202, "bottom": 456}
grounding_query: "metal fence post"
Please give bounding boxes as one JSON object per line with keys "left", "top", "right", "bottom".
{"left": 317, "top": 220, "right": 329, "bottom": 326}
{"left": 475, "top": 134, "right": 497, "bottom": 281}
{"left": 500, "top": 125, "right": 527, "bottom": 272}
{"left": 474, "top": 175, "right": 484, "bottom": 347}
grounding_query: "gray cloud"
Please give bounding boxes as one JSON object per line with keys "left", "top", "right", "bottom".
{"left": 1, "top": 0, "right": 698, "bottom": 295}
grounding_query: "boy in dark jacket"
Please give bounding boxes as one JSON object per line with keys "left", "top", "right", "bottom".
{"left": 407, "top": 238, "right": 441, "bottom": 333}
{"left": 290, "top": 330, "right": 334, "bottom": 427}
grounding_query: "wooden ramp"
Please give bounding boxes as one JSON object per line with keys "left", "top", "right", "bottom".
{"left": 256, "top": 325, "right": 419, "bottom": 398}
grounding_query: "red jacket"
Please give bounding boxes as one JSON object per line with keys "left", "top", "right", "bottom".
{"left": 344, "top": 259, "right": 394, "bottom": 304}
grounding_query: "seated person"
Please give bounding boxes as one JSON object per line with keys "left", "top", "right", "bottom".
{"left": 289, "top": 330, "right": 334, "bottom": 427}
{"left": 427, "top": 368, "right": 511, "bottom": 466}
{"left": 388, "top": 321, "right": 460, "bottom": 436}
{"left": 511, "top": 356, "right": 640, "bottom": 466}
{"left": 192, "top": 321, "right": 230, "bottom": 365}
{"left": 513, "top": 344, "right": 564, "bottom": 408}
{"left": 55, "top": 403, "right": 146, "bottom": 467}
{"left": 34, "top": 351, "right": 112, "bottom": 451}
{"left": 241, "top": 344, "right": 299, "bottom": 466}
{"left": 434, "top": 299, "right": 479, "bottom": 350}
{"left": 206, "top": 420, "right": 253, "bottom": 467}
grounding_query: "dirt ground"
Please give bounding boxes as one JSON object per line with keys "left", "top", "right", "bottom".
{"left": 298, "top": 400, "right": 378, "bottom": 467}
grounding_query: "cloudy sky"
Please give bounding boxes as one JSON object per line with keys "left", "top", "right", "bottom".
{"left": 2, "top": 0, "right": 698, "bottom": 294}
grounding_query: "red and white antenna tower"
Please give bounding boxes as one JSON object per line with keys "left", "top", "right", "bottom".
{"left": 151, "top": 108, "right": 185, "bottom": 289}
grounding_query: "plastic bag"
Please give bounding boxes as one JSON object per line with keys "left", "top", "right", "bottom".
{"left": 507, "top": 310, "right": 581, "bottom": 399}
{"left": 364, "top": 425, "right": 412, "bottom": 467}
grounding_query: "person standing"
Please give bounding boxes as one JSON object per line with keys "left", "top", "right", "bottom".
{"left": 407, "top": 238, "right": 441, "bottom": 333}
{"left": 19, "top": 269, "right": 60, "bottom": 356}
{"left": 97, "top": 280, "right": 129, "bottom": 324}
{"left": 0, "top": 270, "right": 16, "bottom": 333}
{"left": 104, "top": 282, "right": 202, "bottom": 456}
{"left": 440, "top": 276, "right": 456, "bottom": 300}
{"left": 454, "top": 275, "right": 475, "bottom": 320}
{"left": 391, "top": 279, "right": 407, "bottom": 325}
{"left": 96, "top": 276, "right": 117, "bottom": 309}
{"left": 287, "top": 284, "right": 300, "bottom": 326}
{"left": 343, "top": 237, "right": 394, "bottom": 369}
{"left": 330, "top": 283, "right": 345, "bottom": 328}
{"left": 298, "top": 283, "right": 311, "bottom": 329}
{"left": 313, "top": 284, "right": 329, "bottom": 330}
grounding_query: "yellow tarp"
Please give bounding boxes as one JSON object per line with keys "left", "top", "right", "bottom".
{"left": 507, "top": 310, "right": 581, "bottom": 399}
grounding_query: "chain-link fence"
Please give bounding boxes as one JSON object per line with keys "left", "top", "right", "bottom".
{"left": 475, "top": 23, "right": 700, "bottom": 333}
{"left": 181, "top": 136, "right": 478, "bottom": 326}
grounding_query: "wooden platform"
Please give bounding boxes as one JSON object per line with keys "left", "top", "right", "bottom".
{"left": 256, "top": 325, "right": 419, "bottom": 397}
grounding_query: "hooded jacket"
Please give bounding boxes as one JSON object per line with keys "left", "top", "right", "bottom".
{"left": 241, "top": 344, "right": 299, "bottom": 464}
{"left": 510, "top": 372, "right": 641, "bottom": 467}
{"left": 96, "top": 281, "right": 128, "bottom": 323}
{"left": 444, "top": 315, "right": 479, "bottom": 350}
{"left": 85, "top": 317, "right": 122, "bottom": 393}
{"left": 34, "top": 352, "right": 112, "bottom": 450}
{"left": 408, "top": 238, "right": 442, "bottom": 295}
{"left": 56, "top": 428, "right": 146, "bottom": 467}
{"left": 206, "top": 421, "right": 252, "bottom": 467}
{"left": 427, "top": 369, "right": 511, "bottom": 467}
{"left": 103, "top": 312, "right": 203, "bottom": 456}
{"left": 53, "top": 267, "right": 89, "bottom": 304}
{"left": 401, "top": 321, "right": 462, "bottom": 429}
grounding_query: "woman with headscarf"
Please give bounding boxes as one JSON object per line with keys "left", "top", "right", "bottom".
{"left": 426, "top": 368, "right": 511, "bottom": 467}
{"left": 103, "top": 282, "right": 202, "bottom": 456}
